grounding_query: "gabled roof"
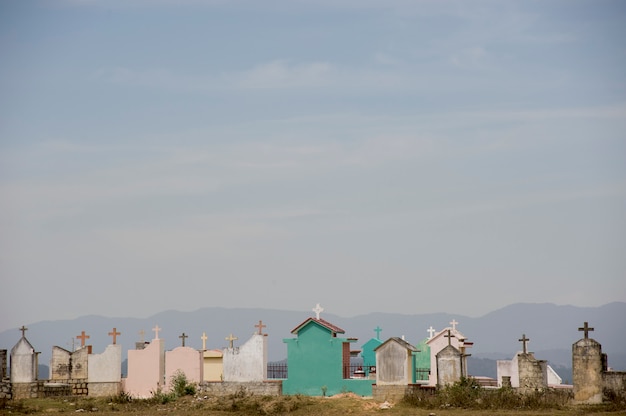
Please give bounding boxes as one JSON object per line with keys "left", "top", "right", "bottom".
{"left": 426, "top": 328, "right": 466, "bottom": 346}
{"left": 374, "top": 337, "right": 418, "bottom": 352}
{"left": 290, "top": 317, "right": 345, "bottom": 335}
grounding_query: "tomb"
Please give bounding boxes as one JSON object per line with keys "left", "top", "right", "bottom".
{"left": 200, "top": 332, "right": 223, "bottom": 381}
{"left": 360, "top": 326, "right": 383, "bottom": 379}
{"left": 496, "top": 334, "right": 549, "bottom": 393}
{"left": 123, "top": 325, "right": 165, "bottom": 398}
{"left": 10, "top": 326, "right": 39, "bottom": 399}
{"left": 222, "top": 322, "right": 268, "bottom": 382}
{"left": 435, "top": 330, "right": 462, "bottom": 386}
{"left": 282, "top": 304, "right": 374, "bottom": 396}
{"left": 87, "top": 328, "right": 122, "bottom": 397}
{"left": 164, "top": 333, "right": 203, "bottom": 391}
{"left": 426, "top": 320, "right": 472, "bottom": 386}
{"left": 572, "top": 321, "right": 626, "bottom": 404}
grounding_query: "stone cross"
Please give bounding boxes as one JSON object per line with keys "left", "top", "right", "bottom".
{"left": 201, "top": 332, "right": 208, "bottom": 350}
{"left": 108, "top": 327, "right": 121, "bottom": 345}
{"left": 76, "top": 331, "right": 90, "bottom": 347}
{"left": 449, "top": 319, "right": 459, "bottom": 331}
{"left": 19, "top": 326, "right": 28, "bottom": 337}
{"left": 152, "top": 325, "right": 161, "bottom": 340}
{"left": 444, "top": 329, "right": 455, "bottom": 346}
{"left": 313, "top": 303, "right": 324, "bottom": 320}
{"left": 518, "top": 334, "right": 530, "bottom": 354}
{"left": 427, "top": 326, "right": 436, "bottom": 339}
{"left": 255, "top": 320, "right": 267, "bottom": 335}
{"left": 578, "top": 321, "right": 594, "bottom": 339}
{"left": 374, "top": 326, "right": 382, "bottom": 339}
{"left": 225, "top": 333, "right": 238, "bottom": 348}
{"left": 179, "top": 333, "right": 188, "bottom": 347}
{"left": 139, "top": 329, "right": 145, "bottom": 343}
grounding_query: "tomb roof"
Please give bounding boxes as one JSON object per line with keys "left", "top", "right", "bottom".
{"left": 290, "top": 317, "right": 345, "bottom": 335}
{"left": 375, "top": 336, "right": 418, "bottom": 352}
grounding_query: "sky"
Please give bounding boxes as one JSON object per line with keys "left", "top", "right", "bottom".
{"left": 1, "top": 0, "right": 625, "bottom": 333}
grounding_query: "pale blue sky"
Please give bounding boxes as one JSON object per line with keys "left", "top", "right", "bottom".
{"left": 1, "top": 0, "right": 625, "bottom": 332}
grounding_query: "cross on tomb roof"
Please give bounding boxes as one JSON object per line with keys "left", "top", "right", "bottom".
{"left": 449, "top": 319, "right": 459, "bottom": 331}
{"left": 444, "top": 329, "right": 455, "bottom": 346}
{"left": 139, "top": 329, "right": 145, "bottom": 343}
{"left": 19, "top": 326, "right": 28, "bottom": 337}
{"left": 312, "top": 303, "right": 324, "bottom": 320}
{"left": 108, "top": 327, "right": 121, "bottom": 345}
{"left": 518, "top": 334, "right": 530, "bottom": 354}
{"left": 179, "top": 333, "right": 188, "bottom": 347}
{"left": 427, "top": 326, "right": 436, "bottom": 339}
{"left": 201, "top": 332, "right": 208, "bottom": 350}
{"left": 374, "top": 326, "right": 382, "bottom": 339}
{"left": 152, "top": 325, "right": 161, "bottom": 340}
{"left": 578, "top": 321, "right": 594, "bottom": 339}
{"left": 255, "top": 320, "right": 267, "bottom": 335}
{"left": 225, "top": 333, "right": 238, "bottom": 348}
{"left": 76, "top": 331, "right": 90, "bottom": 347}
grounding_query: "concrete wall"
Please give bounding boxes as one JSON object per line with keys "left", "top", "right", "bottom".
{"left": 124, "top": 338, "right": 165, "bottom": 398}
{"left": 88, "top": 344, "right": 122, "bottom": 383}
{"left": 603, "top": 371, "right": 626, "bottom": 401}
{"left": 372, "top": 384, "right": 423, "bottom": 403}
{"left": 165, "top": 346, "right": 203, "bottom": 390}
{"left": 573, "top": 338, "right": 603, "bottom": 404}
{"left": 497, "top": 355, "right": 520, "bottom": 388}
{"left": 198, "top": 381, "right": 282, "bottom": 396}
{"left": 223, "top": 334, "right": 267, "bottom": 382}
{"left": 436, "top": 345, "right": 461, "bottom": 387}
{"left": 89, "top": 382, "right": 120, "bottom": 397}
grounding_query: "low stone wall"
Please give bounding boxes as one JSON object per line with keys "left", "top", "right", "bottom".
{"left": 41, "top": 383, "right": 72, "bottom": 397}
{"left": 48, "top": 379, "right": 88, "bottom": 396}
{"left": 89, "top": 382, "right": 121, "bottom": 397}
{"left": 198, "top": 381, "right": 282, "bottom": 397}
{"left": 372, "top": 384, "right": 427, "bottom": 403}
{"left": 11, "top": 382, "right": 42, "bottom": 400}
{"left": 0, "top": 380, "right": 12, "bottom": 400}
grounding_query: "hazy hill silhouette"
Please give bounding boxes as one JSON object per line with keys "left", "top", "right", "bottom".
{"left": 1, "top": 302, "right": 624, "bottom": 379}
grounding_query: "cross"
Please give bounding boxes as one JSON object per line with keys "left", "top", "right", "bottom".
{"left": 518, "top": 334, "right": 530, "bottom": 354}
{"left": 444, "top": 329, "right": 455, "bottom": 346}
{"left": 449, "top": 319, "right": 459, "bottom": 331}
{"left": 201, "top": 332, "right": 208, "bottom": 350}
{"left": 427, "top": 326, "right": 436, "bottom": 339}
{"left": 578, "top": 321, "right": 594, "bottom": 339}
{"left": 19, "top": 326, "right": 28, "bottom": 337}
{"left": 225, "top": 333, "right": 238, "bottom": 348}
{"left": 108, "top": 327, "right": 121, "bottom": 345}
{"left": 139, "top": 329, "right": 145, "bottom": 343}
{"left": 374, "top": 326, "right": 382, "bottom": 339}
{"left": 255, "top": 320, "right": 267, "bottom": 335}
{"left": 152, "top": 325, "right": 161, "bottom": 340}
{"left": 76, "top": 331, "right": 90, "bottom": 347}
{"left": 313, "top": 303, "right": 324, "bottom": 320}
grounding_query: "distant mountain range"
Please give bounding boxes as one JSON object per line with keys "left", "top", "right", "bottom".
{"left": 2, "top": 302, "right": 625, "bottom": 380}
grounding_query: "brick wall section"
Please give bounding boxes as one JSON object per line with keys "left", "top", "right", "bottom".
{"left": 198, "top": 381, "right": 282, "bottom": 396}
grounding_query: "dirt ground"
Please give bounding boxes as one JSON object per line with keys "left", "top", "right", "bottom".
{"left": 2, "top": 394, "right": 625, "bottom": 416}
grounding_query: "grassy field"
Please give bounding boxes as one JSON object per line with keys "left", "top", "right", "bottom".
{"left": 2, "top": 394, "right": 625, "bottom": 416}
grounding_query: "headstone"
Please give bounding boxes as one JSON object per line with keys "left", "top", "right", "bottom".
{"left": 202, "top": 349, "right": 224, "bottom": 381}
{"left": 124, "top": 328, "right": 165, "bottom": 398}
{"left": 10, "top": 327, "right": 37, "bottom": 383}
{"left": 573, "top": 321, "right": 603, "bottom": 404}
{"left": 374, "top": 337, "right": 418, "bottom": 385}
{"left": 426, "top": 322, "right": 470, "bottom": 387}
{"left": 436, "top": 343, "right": 462, "bottom": 386}
{"left": 165, "top": 344, "right": 203, "bottom": 391}
{"left": 222, "top": 332, "right": 268, "bottom": 382}
{"left": 88, "top": 344, "right": 122, "bottom": 397}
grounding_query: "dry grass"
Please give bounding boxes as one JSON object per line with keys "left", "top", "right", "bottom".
{"left": 2, "top": 394, "right": 625, "bottom": 416}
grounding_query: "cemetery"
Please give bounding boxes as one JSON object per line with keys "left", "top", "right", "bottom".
{"left": 1, "top": 306, "right": 625, "bottom": 410}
